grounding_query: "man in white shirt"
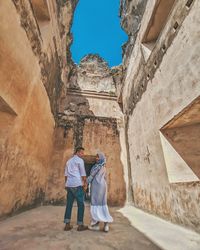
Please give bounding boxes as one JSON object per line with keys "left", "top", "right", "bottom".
{"left": 64, "top": 147, "right": 88, "bottom": 231}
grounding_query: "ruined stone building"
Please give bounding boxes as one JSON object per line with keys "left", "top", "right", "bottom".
{"left": 0, "top": 0, "right": 200, "bottom": 236}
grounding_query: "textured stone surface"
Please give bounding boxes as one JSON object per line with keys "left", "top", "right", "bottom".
{"left": 121, "top": 0, "right": 200, "bottom": 232}
{"left": 1, "top": 0, "right": 199, "bottom": 238}
{"left": 68, "top": 54, "right": 116, "bottom": 93}
{"left": 0, "top": 206, "right": 160, "bottom": 250}
{"left": 52, "top": 53, "right": 126, "bottom": 206}
{"left": 82, "top": 118, "right": 126, "bottom": 206}
{"left": 111, "top": 65, "right": 123, "bottom": 99}
{"left": 0, "top": 0, "right": 75, "bottom": 217}
{"left": 120, "top": 0, "right": 148, "bottom": 68}
{"left": 47, "top": 117, "right": 126, "bottom": 207}
{"left": 11, "top": 0, "right": 77, "bottom": 116}
{"left": 59, "top": 55, "right": 122, "bottom": 118}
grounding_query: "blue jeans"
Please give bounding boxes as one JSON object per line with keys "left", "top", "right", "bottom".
{"left": 64, "top": 186, "right": 85, "bottom": 225}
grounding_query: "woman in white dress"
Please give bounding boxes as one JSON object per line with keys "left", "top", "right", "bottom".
{"left": 87, "top": 152, "right": 113, "bottom": 232}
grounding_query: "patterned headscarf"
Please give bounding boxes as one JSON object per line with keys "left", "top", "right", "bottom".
{"left": 87, "top": 152, "right": 106, "bottom": 184}
{"left": 97, "top": 152, "right": 106, "bottom": 165}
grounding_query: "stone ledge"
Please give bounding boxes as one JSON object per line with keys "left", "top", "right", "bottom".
{"left": 66, "top": 88, "right": 117, "bottom": 100}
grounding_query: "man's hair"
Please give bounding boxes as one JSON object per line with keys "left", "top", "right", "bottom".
{"left": 75, "top": 146, "right": 85, "bottom": 153}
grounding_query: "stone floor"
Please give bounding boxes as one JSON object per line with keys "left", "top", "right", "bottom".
{"left": 0, "top": 205, "right": 160, "bottom": 250}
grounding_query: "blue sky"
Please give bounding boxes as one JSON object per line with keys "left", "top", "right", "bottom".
{"left": 71, "top": 0, "right": 128, "bottom": 67}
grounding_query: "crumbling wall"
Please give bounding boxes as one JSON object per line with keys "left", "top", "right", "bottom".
{"left": 0, "top": 0, "right": 76, "bottom": 217}
{"left": 67, "top": 54, "right": 116, "bottom": 93}
{"left": 120, "top": 0, "right": 148, "bottom": 69}
{"left": 47, "top": 116, "right": 126, "bottom": 206}
{"left": 0, "top": 0, "right": 127, "bottom": 217}
{"left": 121, "top": 0, "right": 200, "bottom": 232}
{"left": 11, "top": 0, "right": 78, "bottom": 116}
{"left": 47, "top": 55, "right": 127, "bottom": 206}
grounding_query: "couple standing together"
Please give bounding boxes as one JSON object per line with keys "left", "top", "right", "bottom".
{"left": 64, "top": 147, "right": 113, "bottom": 232}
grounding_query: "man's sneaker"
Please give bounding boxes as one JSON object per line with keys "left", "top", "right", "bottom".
{"left": 103, "top": 223, "right": 109, "bottom": 232}
{"left": 64, "top": 223, "right": 73, "bottom": 231}
{"left": 88, "top": 224, "right": 100, "bottom": 231}
{"left": 77, "top": 225, "right": 88, "bottom": 231}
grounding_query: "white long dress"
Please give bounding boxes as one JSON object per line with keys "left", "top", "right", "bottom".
{"left": 88, "top": 164, "right": 113, "bottom": 225}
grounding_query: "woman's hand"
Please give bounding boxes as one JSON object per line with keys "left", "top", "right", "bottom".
{"left": 87, "top": 175, "right": 93, "bottom": 184}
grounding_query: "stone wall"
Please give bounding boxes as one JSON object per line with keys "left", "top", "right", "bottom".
{"left": 47, "top": 55, "right": 127, "bottom": 206}
{"left": 3, "top": 0, "right": 199, "bottom": 232}
{"left": 120, "top": 0, "right": 148, "bottom": 69}
{"left": 83, "top": 118, "right": 126, "bottom": 206}
{"left": 67, "top": 54, "right": 116, "bottom": 93}
{"left": 121, "top": 0, "right": 200, "bottom": 232}
{"left": 0, "top": 0, "right": 75, "bottom": 217}
{"left": 47, "top": 117, "right": 126, "bottom": 206}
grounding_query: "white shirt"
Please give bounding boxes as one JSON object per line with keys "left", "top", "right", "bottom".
{"left": 65, "top": 155, "right": 86, "bottom": 187}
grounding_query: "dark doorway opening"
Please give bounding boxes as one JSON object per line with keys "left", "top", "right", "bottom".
{"left": 82, "top": 155, "right": 96, "bottom": 201}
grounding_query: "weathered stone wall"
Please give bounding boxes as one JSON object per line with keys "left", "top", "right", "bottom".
{"left": 67, "top": 54, "right": 116, "bottom": 93}
{"left": 46, "top": 126, "right": 74, "bottom": 204}
{"left": 11, "top": 0, "right": 77, "bottom": 116}
{"left": 121, "top": 0, "right": 200, "bottom": 232}
{"left": 47, "top": 116, "right": 126, "bottom": 206}
{"left": 83, "top": 118, "right": 126, "bottom": 206}
{"left": 0, "top": 0, "right": 75, "bottom": 217}
{"left": 2, "top": 0, "right": 199, "bottom": 233}
{"left": 120, "top": 0, "right": 148, "bottom": 69}
{"left": 59, "top": 91, "right": 123, "bottom": 119}
{"left": 0, "top": 0, "right": 127, "bottom": 217}
{"left": 46, "top": 55, "right": 127, "bottom": 206}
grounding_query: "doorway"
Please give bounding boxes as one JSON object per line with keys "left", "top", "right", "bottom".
{"left": 82, "top": 155, "right": 96, "bottom": 201}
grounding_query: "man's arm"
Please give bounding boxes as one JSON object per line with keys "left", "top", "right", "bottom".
{"left": 64, "top": 163, "right": 68, "bottom": 189}
{"left": 64, "top": 176, "right": 67, "bottom": 190}
{"left": 78, "top": 159, "right": 87, "bottom": 191}
{"left": 82, "top": 176, "right": 87, "bottom": 185}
